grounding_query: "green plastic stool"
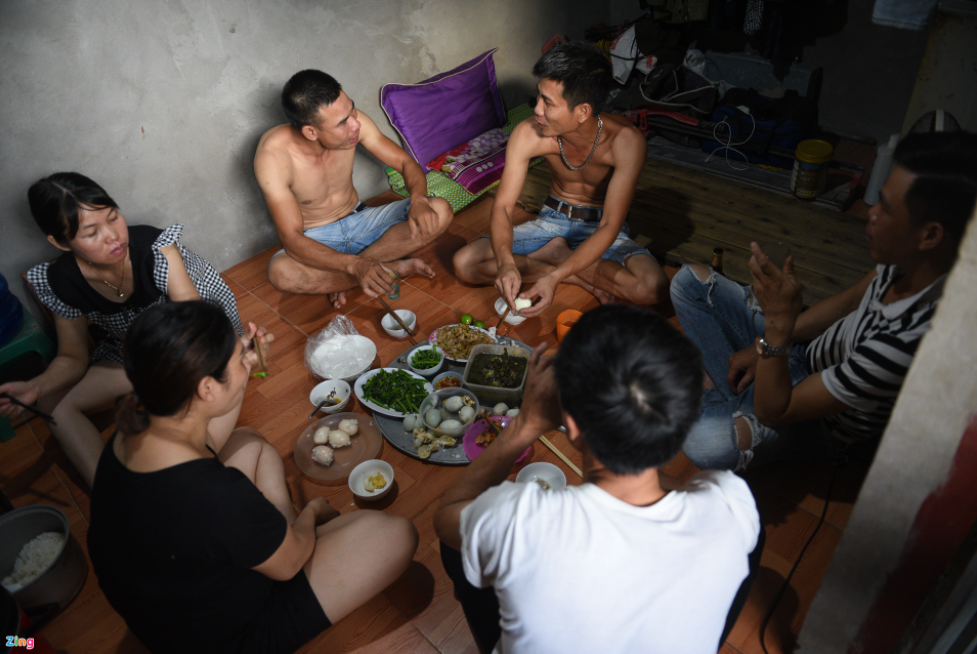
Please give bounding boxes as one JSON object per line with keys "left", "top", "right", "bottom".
{"left": 0, "top": 312, "right": 55, "bottom": 441}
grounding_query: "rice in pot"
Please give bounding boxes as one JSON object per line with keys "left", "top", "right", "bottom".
{"left": 2, "top": 531, "right": 65, "bottom": 592}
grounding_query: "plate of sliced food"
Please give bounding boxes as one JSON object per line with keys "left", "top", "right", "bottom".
{"left": 429, "top": 324, "right": 496, "bottom": 363}
{"left": 354, "top": 368, "right": 433, "bottom": 418}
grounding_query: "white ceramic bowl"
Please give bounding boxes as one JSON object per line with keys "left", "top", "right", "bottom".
{"left": 306, "top": 334, "right": 377, "bottom": 385}
{"left": 516, "top": 462, "right": 567, "bottom": 491}
{"left": 381, "top": 310, "right": 418, "bottom": 339}
{"left": 407, "top": 344, "right": 445, "bottom": 377}
{"left": 495, "top": 297, "right": 527, "bottom": 326}
{"left": 349, "top": 459, "right": 395, "bottom": 501}
{"left": 309, "top": 379, "right": 351, "bottom": 414}
{"left": 431, "top": 371, "right": 464, "bottom": 391}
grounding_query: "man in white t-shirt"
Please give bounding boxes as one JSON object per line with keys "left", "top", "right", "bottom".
{"left": 434, "top": 305, "right": 762, "bottom": 654}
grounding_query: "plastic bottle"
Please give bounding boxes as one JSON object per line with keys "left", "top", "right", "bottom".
{"left": 864, "top": 134, "right": 900, "bottom": 206}
{"left": 711, "top": 247, "right": 725, "bottom": 276}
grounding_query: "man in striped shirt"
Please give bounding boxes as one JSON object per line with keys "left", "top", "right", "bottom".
{"left": 670, "top": 132, "right": 977, "bottom": 470}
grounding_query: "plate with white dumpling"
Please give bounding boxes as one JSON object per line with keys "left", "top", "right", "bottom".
{"left": 294, "top": 412, "right": 383, "bottom": 483}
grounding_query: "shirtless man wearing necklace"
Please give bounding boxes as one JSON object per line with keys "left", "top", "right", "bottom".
{"left": 452, "top": 42, "right": 668, "bottom": 317}
{"left": 255, "top": 69, "right": 453, "bottom": 309}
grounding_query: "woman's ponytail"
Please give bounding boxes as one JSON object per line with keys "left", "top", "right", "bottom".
{"left": 115, "top": 392, "right": 150, "bottom": 437}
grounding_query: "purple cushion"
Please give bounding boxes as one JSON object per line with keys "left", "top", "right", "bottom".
{"left": 381, "top": 49, "right": 506, "bottom": 173}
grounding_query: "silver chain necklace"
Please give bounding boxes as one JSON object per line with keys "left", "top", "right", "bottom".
{"left": 557, "top": 116, "right": 602, "bottom": 171}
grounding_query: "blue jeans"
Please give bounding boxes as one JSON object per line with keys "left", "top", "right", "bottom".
{"left": 670, "top": 266, "right": 836, "bottom": 470}
{"left": 302, "top": 198, "right": 412, "bottom": 254}
{"left": 481, "top": 202, "right": 653, "bottom": 266}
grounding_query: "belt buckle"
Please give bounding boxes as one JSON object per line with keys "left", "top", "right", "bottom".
{"left": 565, "top": 204, "right": 584, "bottom": 222}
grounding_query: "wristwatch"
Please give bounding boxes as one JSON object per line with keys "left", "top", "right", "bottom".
{"left": 755, "top": 336, "right": 791, "bottom": 358}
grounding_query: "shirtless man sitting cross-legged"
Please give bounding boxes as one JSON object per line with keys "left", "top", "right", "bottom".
{"left": 452, "top": 42, "right": 668, "bottom": 318}
{"left": 255, "top": 69, "right": 453, "bottom": 308}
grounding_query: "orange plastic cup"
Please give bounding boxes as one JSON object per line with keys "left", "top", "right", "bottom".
{"left": 556, "top": 310, "right": 583, "bottom": 343}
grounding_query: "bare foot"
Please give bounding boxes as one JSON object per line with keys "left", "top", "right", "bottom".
{"left": 530, "top": 237, "right": 572, "bottom": 266}
{"left": 593, "top": 287, "right": 615, "bottom": 304}
{"left": 387, "top": 257, "right": 435, "bottom": 279}
{"left": 328, "top": 290, "right": 347, "bottom": 309}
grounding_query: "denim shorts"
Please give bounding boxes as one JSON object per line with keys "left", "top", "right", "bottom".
{"left": 301, "top": 198, "right": 412, "bottom": 255}
{"left": 485, "top": 203, "right": 653, "bottom": 267}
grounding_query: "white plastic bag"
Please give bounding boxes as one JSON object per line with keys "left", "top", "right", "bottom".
{"left": 305, "top": 316, "right": 377, "bottom": 380}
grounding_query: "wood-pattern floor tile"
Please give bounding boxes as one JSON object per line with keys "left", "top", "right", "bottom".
{"left": 725, "top": 491, "right": 844, "bottom": 654}
{"left": 221, "top": 273, "right": 248, "bottom": 298}
{"left": 295, "top": 594, "right": 439, "bottom": 654}
{"left": 250, "top": 279, "right": 368, "bottom": 337}
{"left": 235, "top": 291, "right": 308, "bottom": 356}
{"left": 385, "top": 508, "right": 479, "bottom": 654}
{"left": 223, "top": 244, "right": 279, "bottom": 291}
{"left": 742, "top": 457, "right": 870, "bottom": 531}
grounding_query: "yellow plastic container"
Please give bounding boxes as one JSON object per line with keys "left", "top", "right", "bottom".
{"left": 791, "top": 139, "right": 833, "bottom": 200}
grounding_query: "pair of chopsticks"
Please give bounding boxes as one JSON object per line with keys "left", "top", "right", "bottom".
{"left": 377, "top": 296, "right": 418, "bottom": 345}
{"left": 539, "top": 435, "right": 583, "bottom": 478}
{"left": 252, "top": 334, "right": 267, "bottom": 376}
{"left": 0, "top": 392, "right": 57, "bottom": 425}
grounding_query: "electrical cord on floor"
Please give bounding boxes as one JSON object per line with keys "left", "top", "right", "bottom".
{"left": 760, "top": 462, "right": 840, "bottom": 654}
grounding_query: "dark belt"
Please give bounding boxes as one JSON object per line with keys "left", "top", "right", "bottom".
{"left": 349, "top": 201, "right": 367, "bottom": 215}
{"left": 543, "top": 196, "right": 603, "bottom": 222}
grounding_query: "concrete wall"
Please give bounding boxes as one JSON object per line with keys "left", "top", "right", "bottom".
{"left": 0, "top": 0, "right": 606, "bottom": 319}
{"left": 801, "top": 0, "right": 928, "bottom": 144}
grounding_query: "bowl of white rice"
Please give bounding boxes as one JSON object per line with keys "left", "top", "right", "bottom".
{"left": 305, "top": 334, "right": 378, "bottom": 384}
{"left": 0, "top": 505, "right": 87, "bottom": 613}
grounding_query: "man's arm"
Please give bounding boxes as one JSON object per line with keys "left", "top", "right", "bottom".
{"left": 490, "top": 121, "right": 538, "bottom": 309}
{"left": 726, "top": 264, "right": 878, "bottom": 394}
{"left": 792, "top": 267, "right": 877, "bottom": 342}
{"left": 519, "top": 125, "right": 644, "bottom": 318}
{"left": 434, "top": 344, "right": 561, "bottom": 550}
{"left": 355, "top": 112, "right": 441, "bottom": 240}
{"left": 747, "top": 243, "right": 850, "bottom": 426}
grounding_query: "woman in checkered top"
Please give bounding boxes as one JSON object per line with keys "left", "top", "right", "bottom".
{"left": 0, "top": 172, "right": 244, "bottom": 488}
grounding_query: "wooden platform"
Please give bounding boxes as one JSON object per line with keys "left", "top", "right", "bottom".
{"left": 510, "top": 158, "right": 875, "bottom": 306}
{"left": 0, "top": 189, "right": 871, "bottom": 654}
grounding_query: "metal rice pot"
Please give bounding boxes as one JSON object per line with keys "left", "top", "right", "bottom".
{"left": 0, "top": 506, "right": 88, "bottom": 615}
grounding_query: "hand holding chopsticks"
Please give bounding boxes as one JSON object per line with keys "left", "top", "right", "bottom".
{"left": 0, "top": 392, "right": 57, "bottom": 425}
{"left": 244, "top": 322, "right": 274, "bottom": 378}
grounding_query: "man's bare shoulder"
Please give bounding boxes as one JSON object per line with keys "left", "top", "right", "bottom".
{"left": 602, "top": 114, "right": 644, "bottom": 148}
{"left": 256, "top": 124, "right": 297, "bottom": 159}
{"left": 509, "top": 119, "right": 557, "bottom": 156}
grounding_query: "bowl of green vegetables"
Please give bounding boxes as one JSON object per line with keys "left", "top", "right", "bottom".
{"left": 354, "top": 367, "right": 433, "bottom": 418}
{"left": 407, "top": 344, "right": 444, "bottom": 377}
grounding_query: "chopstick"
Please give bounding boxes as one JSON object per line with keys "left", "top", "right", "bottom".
{"left": 377, "top": 296, "right": 418, "bottom": 345}
{"left": 252, "top": 334, "right": 267, "bottom": 375}
{"left": 539, "top": 435, "right": 582, "bottom": 478}
{"left": 496, "top": 305, "right": 511, "bottom": 329}
{"left": 0, "top": 393, "right": 57, "bottom": 425}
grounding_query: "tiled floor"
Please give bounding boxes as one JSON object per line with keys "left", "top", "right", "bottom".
{"left": 2, "top": 191, "right": 869, "bottom": 653}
